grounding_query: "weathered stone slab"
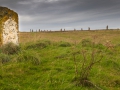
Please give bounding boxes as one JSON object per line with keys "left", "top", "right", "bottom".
{"left": 0, "top": 6, "right": 19, "bottom": 45}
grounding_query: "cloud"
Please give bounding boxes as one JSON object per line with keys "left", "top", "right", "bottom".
{"left": 0, "top": 0, "right": 120, "bottom": 31}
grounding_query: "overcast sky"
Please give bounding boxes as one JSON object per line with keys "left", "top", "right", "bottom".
{"left": 0, "top": 0, "right": 120, "bottom": 31}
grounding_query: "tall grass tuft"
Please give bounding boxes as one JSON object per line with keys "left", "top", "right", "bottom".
{"left": 58, "top": 41, "right": 71, "bottom": 47}
{"left": 0, "top": 43, "right": 20, "bottom": 55}
{"left": 81, "top": 39, "right": 92, "bottom": 47}
{"left": 0, "top": 53, "right": 10, "bottom": 64}
{"left": 16, "top": 50, "right": 40, "bottom": 65}
{"left": 25, "top": 40, "right": 51, "bottom": 49}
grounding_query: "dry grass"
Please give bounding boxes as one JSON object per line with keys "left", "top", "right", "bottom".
{"left": 19, "top": 30, "right": 120, "bottom": 45}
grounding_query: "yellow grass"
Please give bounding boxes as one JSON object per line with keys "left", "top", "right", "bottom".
{"left": 19, "top": 30, "right": 120, "bottom": 45}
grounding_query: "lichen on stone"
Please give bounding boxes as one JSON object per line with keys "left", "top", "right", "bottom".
{"left": 0, "top": 6, "right": 19, "bottom": 45}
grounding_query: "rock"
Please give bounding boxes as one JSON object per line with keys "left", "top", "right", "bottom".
{"left": 0, "top": 6, "right": 19, "bottom": 45}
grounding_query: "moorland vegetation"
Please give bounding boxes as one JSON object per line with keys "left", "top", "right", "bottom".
{"left": 0, "top": 30, "right": 120, "bottom": 90}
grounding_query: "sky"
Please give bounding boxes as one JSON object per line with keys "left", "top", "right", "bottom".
{"left": 0, "top": 0, "right": 120, "bottom": 31}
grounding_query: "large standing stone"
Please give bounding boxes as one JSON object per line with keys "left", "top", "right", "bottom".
{"left": 0, "top": 6, "right": 19, "bottom": 45}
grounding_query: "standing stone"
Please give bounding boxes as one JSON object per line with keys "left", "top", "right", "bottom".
{"left": 0, "top": 6, "right": 19, "bottom": 45}
{"left": 74, "top": 28, "right": 76, "bottom": 31}
{"left": 106, "top": 25, "right": 108, "bottom": 30}
{"left": 81, "top": 28, "right": 83, "bottom": 31}
{"left": 60, "top": 28, "right": 62, "bottom": 32}
{"left": 88, "top": 27, "right": 90, "bottom": 30}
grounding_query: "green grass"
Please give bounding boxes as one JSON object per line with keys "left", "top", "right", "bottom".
{"left": 0, "top": 31, "right": 120, "bottom": 90}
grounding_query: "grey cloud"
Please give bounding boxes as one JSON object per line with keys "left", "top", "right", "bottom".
{"left": 0, "top": 0, "right": 120, "bottom": 31}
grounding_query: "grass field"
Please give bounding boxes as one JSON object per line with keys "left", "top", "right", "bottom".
{"left": 0, "top": 30, "right": 120, "bottom": 90}
{"left": 19, "top": 30, "right": 120, "bottom": 44}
